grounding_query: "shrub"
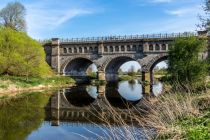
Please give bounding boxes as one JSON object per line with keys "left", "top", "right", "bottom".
{"left": 0, "top": 27, "right": 52, "bottom": 78}
{"left": 168, "top": 37, "right": 209, "bottom": 90}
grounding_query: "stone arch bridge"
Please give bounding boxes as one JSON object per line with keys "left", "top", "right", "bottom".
{"left": 43, "top": 32, "right": 209, "bottom": 83}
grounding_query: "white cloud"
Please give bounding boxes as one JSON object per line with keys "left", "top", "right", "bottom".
{"left": 25, "top": 1, "right": 93, "bottom": 38}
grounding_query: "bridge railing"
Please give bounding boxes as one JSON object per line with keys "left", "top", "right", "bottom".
{"left": 39, "top": 32, "right": 198, "bottom": 44}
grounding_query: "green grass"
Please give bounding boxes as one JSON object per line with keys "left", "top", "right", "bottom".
{"left": 0, "top": 84, "right": 8, "bottom": 89}
{"left": 177, "top": 111, "right": 210, "bottom": 140}
{"left": 0, "top": 75, "right": 75, "bottom": 89}
{"left": 91, "top": 79, "right": 107, "bottom": 85}
{"left": 180, "top": 96, "right": 210, "bottom": 140}
{"left": 118, "top": 75, "right": 137, "bottom": 81}
{"left": 156, "top": 93, "right": 210, "bottom": 140}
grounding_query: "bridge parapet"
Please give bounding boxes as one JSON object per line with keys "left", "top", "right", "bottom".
{"left": 40, "top": 32, "right": 197, "bottom": 44}
{"left": 39, "top": 32, "right": 197, "bottom": 44}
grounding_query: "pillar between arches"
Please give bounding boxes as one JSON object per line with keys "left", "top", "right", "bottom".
{"left": 97, "top": 70, "right": 106, "bottom": 81}
{"left": 51, "top": 91, "right": 60, "bottom": 126}
{"left": 142, "top": 71, "right": 153, "bottom": 94}
{"left": 97, "top": 85, "right": 106, "bottom": 98}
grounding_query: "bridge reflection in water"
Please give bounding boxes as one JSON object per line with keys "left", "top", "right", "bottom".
{"left": 45, "top": 80, "right": 163, "bottom": 127}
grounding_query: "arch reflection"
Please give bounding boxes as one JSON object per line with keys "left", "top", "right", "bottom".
{"left": 64, "top": 86, "right": 97, "bottom": 107}
{"left": 105, "top": 81, "right": 142, "bottom": 108}
{"left": 63, "top": 80, "right": 163, "bottom": 108}
{"left": 118, "top": 80, "right": 143, "bottom": 102}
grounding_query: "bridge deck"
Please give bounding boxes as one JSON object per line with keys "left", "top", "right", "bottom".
{"left": 39, "top": 32, "right": 197, "bottom": 44}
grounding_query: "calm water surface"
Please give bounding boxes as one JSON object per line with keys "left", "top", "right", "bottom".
{"left": 0, "top": 80, "right": 163, "bottom": 140}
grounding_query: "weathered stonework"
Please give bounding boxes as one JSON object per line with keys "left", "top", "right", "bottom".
{"left": 42, "top": 32, "right": 208, "bottom": 84}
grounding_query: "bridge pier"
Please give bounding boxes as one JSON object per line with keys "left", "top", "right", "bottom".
{"left": 142, "top": 71, "right": 153, "bottom": 94}
{"left": 97, "top": 85, "right": 106, "bottom": 98}
{"left": 51, "top": 38, "right": 61, "bottom": 74}
{"left": 97, "top": 71, "right": 106, "bottom": 81}
{"left": 50, "top": 91, "right": 60, "bottom": 126}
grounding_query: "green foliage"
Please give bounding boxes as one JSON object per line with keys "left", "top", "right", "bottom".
{"left": 168, "top": 37, "right": 209, "bottom": 89}
{"left": 118, "top": 75, "right": 133, "bottom": 81}
{"left": 178, "top": 114, "right": 210, "bottom": 140}
{"left": 118, "top": 68, "right": 124, "bottom": 75}
{"left": 0, "top": 2, "right": 26, "bottom": 31}
{"left": 208, "top": 58, "right": 210, "bottom": 75}
{"left": 91, "top": 79, "right": 106, "bottom": 85}
{"left": 0, "top": 75, "right": 75, "bottom": 88}
{"left": 153, "top": 68, "right": 168, "bottom": 75}
{"left": 0, "top": 27, "right": 52, "bottom": 78}
{"left": 186, "top": 126, "right": 210, "bottom": 140}
{"left": 88, "top": 72, "right": 97, "bottom": 79}
{"left": 0, "top": 92, "right": 50, "bottom": 140}
{"left": 127, "top": 71, "right": 137, "bottom": 77}
{"left": 127, "top": 65, "right": 137, "bottom": 76}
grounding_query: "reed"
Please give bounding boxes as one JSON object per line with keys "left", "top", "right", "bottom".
{"left": 85, "top": 90, "right": 210, "bottom": 140}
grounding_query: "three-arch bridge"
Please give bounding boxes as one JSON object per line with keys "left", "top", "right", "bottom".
{"left": 43, "top": 32, "right": 209, "bottom": 84}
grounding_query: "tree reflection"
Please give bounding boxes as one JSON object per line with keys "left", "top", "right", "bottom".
{"left": 128, "top": 79, "right": 136, "bottom": 91}
{"left": 0, "top": 92, "right": 50, "bottom": 140}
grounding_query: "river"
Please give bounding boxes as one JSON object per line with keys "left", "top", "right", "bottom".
{"left": 0, "top": 79, "right": 163, "bottom": 140}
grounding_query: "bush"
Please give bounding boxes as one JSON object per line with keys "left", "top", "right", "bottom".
{"left": 0, "top": 27, "right": 52, "bottom": 78}
{"left": 168, "top": 37, "right": 209, "bottom": 90}
{"left": 88, "top": 72, "right": 97, "bottom": 79}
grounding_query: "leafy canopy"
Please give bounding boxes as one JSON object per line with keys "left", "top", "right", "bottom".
{"left": 168, "top": 37, "right": 209, "bottom": 89}
{"left": 0, "top": 27, "right": 52, "bottom": 77}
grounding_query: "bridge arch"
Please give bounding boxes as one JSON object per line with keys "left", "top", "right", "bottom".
{"left": 143, "top": 53, "right": 168, "bottom": 72}
{"left": 105, "top": 56, "right": 135, "bottom": 74}
{"left": 61, "top": 56, "right": 97, "bottom": 76}
{"left": 101, "top": 55, "right": 141, "bottom": 81}
{"left": 139, "top": 54, "right": 168, "bottom": 94}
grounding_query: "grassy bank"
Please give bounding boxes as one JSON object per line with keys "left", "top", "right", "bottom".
{"left": 119, "top": 74, "right": 165, "bottom": 81}
{"left": 118, "top": 75, "right": 140, "bottom": 81}
{"left": 151, "top": 93, "right": 210, "bottom": 139}
{"left": 0, "top": 75, "right": 75, "bottom": 94}
{"left": 88, "top": 90, "right": 210, "bottom": 139}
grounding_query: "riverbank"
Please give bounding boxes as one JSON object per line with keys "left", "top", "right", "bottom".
{"left": 118, "top": 74, "right": 141, "bottom": 81}
{"left": 0, "top": 75, "right": 75, "bottom": 95}
{"left": 118, "top": 74, "right": 166, "bottom": 81}
{"left": 153, "top": 92, "right": 210, "bottom": 139}
{"left": 89, "top": 89, "right": 210, "bottom": 139}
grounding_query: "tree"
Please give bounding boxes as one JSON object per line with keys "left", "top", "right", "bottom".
{"left": 118, "top": 68, "right": 123, "bottom": 75}
{"left": 168, "top": 37, "right": 209, "bottom": 89}
{"left": 0, "top": 2, "right": 26, "bottom": 31}
{"left": 86, "top": 66, "right": 93, "bottom": 76}
{"left": 200, "top": 0, "right": 210, "bottom": 75}
{"left": 0, "top": 27, "right": 52, "bottom": 78}
{"left": 137, "top": 69, "right": 141, "bottom": 75}
{"left": 127, "top": 65, "right": 136, "bottom": 76}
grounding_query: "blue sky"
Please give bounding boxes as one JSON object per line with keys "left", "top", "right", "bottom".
{"left": 0, "top": 0, "right": 203, "bottom": 69}
{"left": 0, "top": 0, "right": 204, "bottom": 39}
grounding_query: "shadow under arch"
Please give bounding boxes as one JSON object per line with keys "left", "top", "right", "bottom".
{"left": 104, "top": 56, "right": 141, "bottom": 81}
{"left": 64, "top": 86, "right": 98, "bottom": 107}
{"left": 143, "top": 55, "right": 168, "bottom": 95}
{"left": 63, "top": 57, "right": 94, "bottom": 76}
{"left": 149, "top": 55, "right": 168, "bottom": 83}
